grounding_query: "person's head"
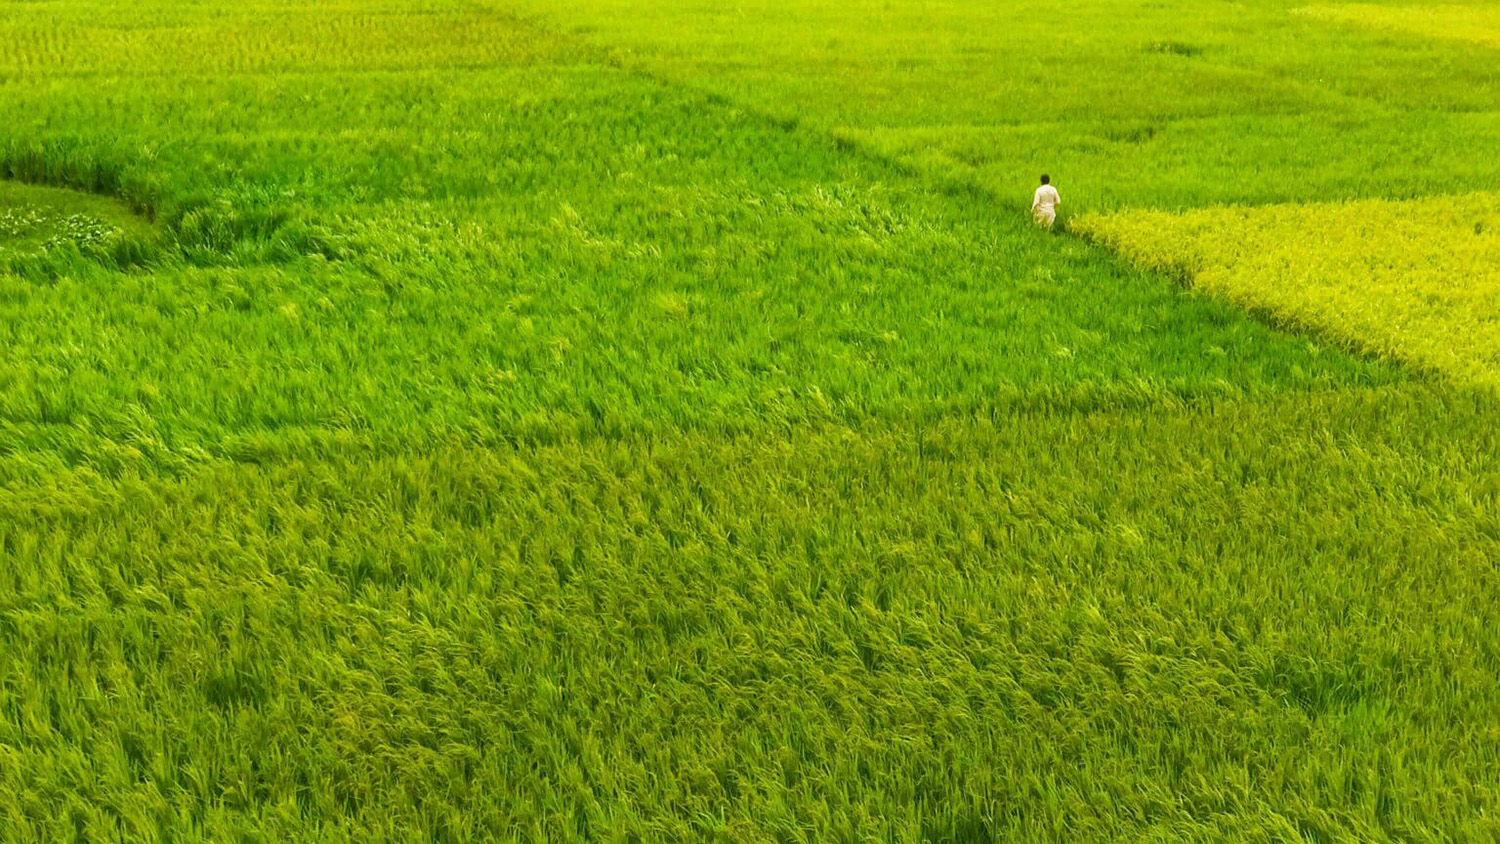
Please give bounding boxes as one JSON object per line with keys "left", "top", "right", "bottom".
{"left": 1040, "top": 174, "right": 1050, "bottom": 185}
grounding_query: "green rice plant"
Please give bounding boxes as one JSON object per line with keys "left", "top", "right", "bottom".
{"left": 0, "top": 0, "right": 1497, "bottom": 841}
{"left": 3, "top": 386, "right": 1500, "bottom": 842}
{"left": 510, "top": 0, "right": 1500, "bottom": 210}
{"left": 0, "top": 44, "right": 1404, "bottom": 464}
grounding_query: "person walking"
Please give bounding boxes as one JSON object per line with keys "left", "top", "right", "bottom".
{"left": 1032, "top": 174, "right": 1061, "bottom": 229}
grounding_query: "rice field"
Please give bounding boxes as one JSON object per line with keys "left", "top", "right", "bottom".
{"left": 2, "top": 1, "right": 1499, "bottom": 842}
{"left": 1075, "top": 192, "right": 1500, "bottom": 388}
{"left": 1301, "top": 3, "right": 1500, "bottom": 50}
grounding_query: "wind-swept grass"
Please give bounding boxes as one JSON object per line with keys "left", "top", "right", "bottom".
{"left": 0, "top": 50, "right": 1403, "bottom": 465}
{"left": 5, "top": 386, "right": 1500, "bottom": 843}
{"left": 512, "top": 0, "right": 1500, "bottom": 210}
{"left": 1, "top": 1, "right": 1497, "bottom": 842}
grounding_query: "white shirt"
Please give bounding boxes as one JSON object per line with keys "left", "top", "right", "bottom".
{"left": 1033, "top": 184, "right": 1060, "bottom": 213}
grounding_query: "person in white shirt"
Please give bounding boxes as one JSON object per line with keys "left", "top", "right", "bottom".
{"left": 1032, "top": 174, "right": 1061, "bottom": 229}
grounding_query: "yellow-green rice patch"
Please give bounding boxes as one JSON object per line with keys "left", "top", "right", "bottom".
{"left": 1075, "top": 192, "right": 1500, "bottom": 387}
{"left": 1299, "top": 4, "right": 1500, "bottom": 50}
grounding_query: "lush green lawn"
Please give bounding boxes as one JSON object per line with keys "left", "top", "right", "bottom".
{"left": 1, "top": 1, "right": 1497, "bottom": 842}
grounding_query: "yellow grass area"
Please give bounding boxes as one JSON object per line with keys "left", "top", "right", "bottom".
{"left": 1298, "top": 4, "right": 1500, "bottom": 49}
{"left": 1075, "top": 192, "right": 1500, "bottom": 388}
